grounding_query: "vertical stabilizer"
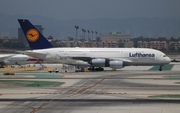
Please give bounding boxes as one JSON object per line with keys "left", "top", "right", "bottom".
{"left": 18, "top": 19, "right": 53, "bottom": 50}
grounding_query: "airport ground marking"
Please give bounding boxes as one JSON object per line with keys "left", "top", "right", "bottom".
{"left": 30, "top": 78, "right": 105, "bottom": 113}
{"left": 1, "top": 102, "right": 36, "bottom": 111}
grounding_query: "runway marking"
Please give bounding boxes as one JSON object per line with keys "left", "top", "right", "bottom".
{"left": 0, "top": 92, "right": 127, "bottom": 95}
{"left": 30, "top": 78, "right": 105, "bottom": 113}
{"left": 76, "top": 79, "right": 105, "bottom": 94}
{"left": 130, "top": 86, "right": 158, "bottom": 87}
{"left": 0, "top": 102, "right": 36, "bottom": 111}
{"left": 5, "top": 92, "right": 180, "bottom": 96}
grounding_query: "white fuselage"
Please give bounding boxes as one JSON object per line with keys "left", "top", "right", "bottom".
{"left": 25, "top": 47, "right": 171, "bottom": 67}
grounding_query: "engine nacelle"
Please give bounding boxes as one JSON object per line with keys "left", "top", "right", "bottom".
{"left": 91, "top": 58, "right": 109, "bottom": 67}
{"left": 109, "top": 61, "right": 123, "bottom": 69}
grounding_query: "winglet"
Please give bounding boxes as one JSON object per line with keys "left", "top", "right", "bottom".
{"left": 18, "top": 19, "right": 53, "bottom": 50}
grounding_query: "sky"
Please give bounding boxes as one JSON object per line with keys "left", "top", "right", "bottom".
{"left": 0, "top": 0, "right": 180, "bottom": 20}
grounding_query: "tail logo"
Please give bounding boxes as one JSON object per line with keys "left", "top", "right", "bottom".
{"left": 26, "top": 29, "right": 39, "bottom": 42}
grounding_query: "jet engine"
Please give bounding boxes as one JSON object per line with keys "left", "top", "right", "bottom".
{"left": 90, "top": 58, "right": 123, "bottom": 68}
{"left": 109, "top": 61, "right": 123, "bottom": 69}
{"left": 90, "top": 58, "right": 109, "bottom": 67}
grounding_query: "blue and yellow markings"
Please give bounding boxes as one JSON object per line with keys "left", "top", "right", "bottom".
{"left": 26, "top": 29, "right": 39, "bottom": 42}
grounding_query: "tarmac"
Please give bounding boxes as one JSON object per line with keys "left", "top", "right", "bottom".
{"left": 0, "top": 64, "right": 180, "bottom": 113}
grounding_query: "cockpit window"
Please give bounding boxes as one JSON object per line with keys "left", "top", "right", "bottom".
{"left": 163, "top": 55, "right": 167, "bottom": 57}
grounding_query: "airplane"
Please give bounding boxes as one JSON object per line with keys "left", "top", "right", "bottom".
{"left": 18, "top": 19, "right": 171, "bottom": 71}
{"left": 0, "top": 54, "right": 44, "bottom": 68}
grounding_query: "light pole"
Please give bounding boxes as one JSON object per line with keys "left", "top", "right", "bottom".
{"left": 81, "top": 29, "right": 84, "bottom": 40}
{"left": 95, "top": 31, "right": 98, "bottom": 40}
{"left": 84, "top": 29, "right": 86, "bottom": 41}
{"left": 91, "top": 31, "right": 94, "bottom": 41}
{"left": 74, "top": 25, "right": 79, "bottom": 46}
{"left": 87, "top": 30, "right": 90, "bottom": 40}
{"left": 81, "top": 29, "right": 86, "bottom": 41}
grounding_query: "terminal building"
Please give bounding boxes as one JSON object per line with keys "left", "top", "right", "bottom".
{"left": 59, "top": 32, "right": 134, "bottom": 48}
{"left": 18, "top": 25, "right": 44, "bottom": 46}
{"left": 137, "top": 41, "right": 169, "bottom": 50}
{"left": 101, "top": 32, "right": 131, "bottom": 41}
{"left": 101, "top": 32, "right": 134, "bottom": 47}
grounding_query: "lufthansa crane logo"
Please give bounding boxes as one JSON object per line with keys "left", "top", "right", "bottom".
{"left": 26, "top": 29, "right": 39, "bottom": 42}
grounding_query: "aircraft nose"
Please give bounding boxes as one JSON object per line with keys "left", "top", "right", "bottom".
{"left": 166, "top": 57, "right": 171, "bottom": 63}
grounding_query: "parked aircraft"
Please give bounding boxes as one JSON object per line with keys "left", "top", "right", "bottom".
{"left": 0, "top": 54, "right": 44, "bottom": 68}
{"left": 18, "top": 19, "right": 171, "bottom": 71}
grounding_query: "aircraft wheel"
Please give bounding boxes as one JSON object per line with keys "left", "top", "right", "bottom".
{"left": 92, "top": 67, "right": 95, "bottom": 71}
{"left": 101, "top": 68, "right": 104, "bottom": 71}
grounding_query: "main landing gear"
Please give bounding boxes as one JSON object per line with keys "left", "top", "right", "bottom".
{"left": 0, "top": 63, "right": 4, "bottom": 68}
{"left": 159, "top": 66, "right": 162, "bottom": 71}
{"left": 75, "top": 66, "right": 104, "bottom": 72}
{"left": 88, "top": 67, "right": 104, "bottom": 71}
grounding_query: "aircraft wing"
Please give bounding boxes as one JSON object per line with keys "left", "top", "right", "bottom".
{"left": 71, "top": 57, "right": 92, "bottom": 61}
{"left": 71, "top": 56, "right": 132, "bottom": 63}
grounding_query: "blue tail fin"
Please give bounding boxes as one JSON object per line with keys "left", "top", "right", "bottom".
{"left": 18, "top": 19, "right": 53, "bottom": 50}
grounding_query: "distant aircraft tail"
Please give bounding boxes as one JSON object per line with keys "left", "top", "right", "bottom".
{"left": 18, "top": 19, "right": 53, "bottom": 50}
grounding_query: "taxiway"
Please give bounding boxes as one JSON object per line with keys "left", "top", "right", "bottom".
{"left": 0, "top": 66, "right": 180, "bottom": 113}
